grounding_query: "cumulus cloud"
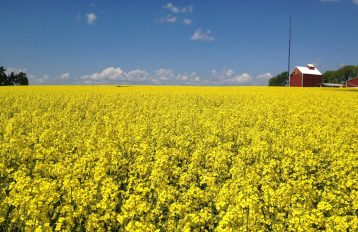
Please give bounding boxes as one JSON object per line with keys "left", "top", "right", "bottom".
{"left": 86, "top": 13, "right": 97, "bottom": 24}
{"left": 176, "top": 72, "right": 201, "bottom": 82}
{"left": 5, "top": 67, "right": 27, "bottom": 75}
{"left": 211, "top": 69, "right": 252, "bottom": 84}
{"left": 78, "top": 67, "right": 203, "bottom": 85}
{"left": 211, "top": 69, "right": 274, "bottom": 85}
{"left": 26, "top": 74, "right": 52, "bottom": 85}
{"left": 154, "top": 69, "right": 175, "bottom": 81}
{"left": 183, "top": 19, "right": 192, "bottom": 25}
{"left": 191, "top": 28, "right": 215, "bottom": 41}
{"left": 256, "top": 73, "right": 273, "bottom": 81}
{"left": 28, "top": 73, "right": 72, "bottom": 85}
{"left": 229, "top": 73, "right": 252, "bottom": 83}
{"left": 164, "top": 2, "right": 193, "bottom": 13}
{"left": 77, "top": 66, "right": 275, "bottom": 86}
{"left": 5, "top": 66, "right": 273, "bottom": 86}
{"left": 150, "top": 69, "right": 201, "bottom": 84}
{"left": 27, "top": 72, "right": 71, "bottom": 85}
{"left": 126, "top": 69, "right": 150, "bottom": 82}
{"left": 250, "top": 73, "right": 274, "bottom": 86}
{"left": 320, "top": 0, "right": 358, "bottom": 5}
{"left": 40, "top": 75, "right": 51, "bottom": 83}
{"left": 4, "top": 67, "right": 52, "bottom": 85}
{"left": 80, "top": 67, "right": 125, "bottom": 84}
{"left": 159, "top": 2, "right": 192, "bottom": 26}
{"left": 158, "top": 15, "right": 177, "bottom": 23}
{"left": 59, "top": 72, "right": 70, "bottom": 81}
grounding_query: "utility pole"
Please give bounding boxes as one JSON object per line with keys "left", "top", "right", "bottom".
{"left": 287, "top": 16, "right": 292, "bottom": 86}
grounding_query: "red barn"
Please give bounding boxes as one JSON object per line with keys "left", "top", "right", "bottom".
{"left": 346, "top": 77, "right": 358, "bottom": 87}
{"left": 290, "top": 64, "right": 322, "bottom": 87}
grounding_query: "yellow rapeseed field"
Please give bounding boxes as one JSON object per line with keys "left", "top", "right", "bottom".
{"left": 0, "top": 86, "right": 357, "bottom": 231}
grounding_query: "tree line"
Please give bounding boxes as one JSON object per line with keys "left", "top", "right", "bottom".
{"left": 268, "top": 65, "right": 358, "bottom": 86}
{"left": 0, "top": 66, "right": 29, "bottom": 86}
{"left": 322, "top": 65, "right": 358, "bottom": 83}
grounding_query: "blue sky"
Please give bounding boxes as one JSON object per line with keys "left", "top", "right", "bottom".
{"left": 1, "top": 0, "right": 358, "bottom": 85}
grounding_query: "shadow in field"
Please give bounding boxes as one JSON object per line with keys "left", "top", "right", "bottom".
{"left": 322, "top": 88, "right": 358, "bottom": 93}
{"left": 116, "top": 85, "right": 132, "bottom": 88}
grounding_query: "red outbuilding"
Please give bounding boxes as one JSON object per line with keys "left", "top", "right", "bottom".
{"left": 346, "top": 77, "right": 358, "bottom": 87}
{"left": 290, "top": 64, "right": 322, "bottom": 87}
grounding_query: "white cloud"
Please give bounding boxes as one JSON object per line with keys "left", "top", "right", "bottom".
{"left": 4, "top": 66, "right": 273, "bottom": 86}
{"left": 223, "top": 69, "right": 235, "bottom": 79}
{"left": 86, "top": 13, "right": 97, "bottom": 25}
{"left": 152, "top": 78, "right": 160, "bottom": 84}
{"left": 5, "top": 67, "right": 27, "bottom": 75}
{"left": 164, "top": 2, "right": 179, "bottom": 13}
{"left": 211, "top": 70, "right": 273, "bottom": 85}
{"left": 164, "top": 2, "right": 193, "bottom": 13}
{"left": 40, "top": 75, "right": 51, "bottom": 83}
{"left": 191, "top": 28, "right": 215, "bottom": 41}
{"left": 159, "top": 3, "right": 192, "bottom": 25}
{"left": 158, "top": 15, "right": 177, "bottom": 23}
{"left": 154, "top": 69, "right": 175, "bottom": 81}
{"left": 176, "top": 72, "right": 201, "bottom": 82}
{"left": 59, "top": 72, "right": 70, "bottom": 81}
{"left": 211, "top": 69, "right": 252, "bottom": 84}
{"left": 4, "top": 67, "right": 52, "bottom": 85}
{"left": 78, "top": 67, "right": 203, "bottom": 85}
{"left": 211, "top": 69, "right": 217, "bottom": 77}
{"left": 27, "top": 74, "right": 51, "bottom": 85}
{"left": 152, "top": 69, "right": 201, "bottom": 84}
{"left": 77, "top": 67, "right": 275, "bottom": 86}
{"left": 126, "top": 69, "right": 150, "bottom": 82}
{"left": 183, "top": 19, "right": 192, "bottom": 25}
{"left": 250, "top": 73, "right": 273, "bottom": 85}
{"left": 231, "top": 73, "right": 252, "bottom": 83}
{"left": 320, "top": 0, "right": 358, "bottom": 5}
{"left": 80, "top": 67, "right": 125, "bottom": 83}
{"left": 256, "top": 73, "right": 273, "bottom": 81}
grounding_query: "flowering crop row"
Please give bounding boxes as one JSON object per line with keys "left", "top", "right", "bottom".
{"left": 0, "top": 86, "right": 357, "bottom": 231}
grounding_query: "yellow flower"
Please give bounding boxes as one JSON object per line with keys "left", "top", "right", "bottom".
{"left": 0, "top": 86, "right": 357, "bottom": 231}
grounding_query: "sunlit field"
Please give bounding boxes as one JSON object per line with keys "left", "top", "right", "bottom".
{"left": 0, "top": 86, "right": 357, "bottom": 231}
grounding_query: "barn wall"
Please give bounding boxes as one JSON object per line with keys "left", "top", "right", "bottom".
{"left": 302, "top": 74, "right": 322, "bottom": 87}
{"left": 347, "top": 77, "right": 358, "bottom": 87}
{"left": 290, "top": 73, "right": 302, "bottom": 87}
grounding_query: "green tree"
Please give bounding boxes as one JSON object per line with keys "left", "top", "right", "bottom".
{"left": 8, "top": 72, "right": 16, "bottom": 85}
{"left": 0, "top": 67, "right": 29, "bottom": 86}
{"left": 268, "top": 71, "right": 288, "bottom": 86}
{"left": 17, "top": 72, "right": 29, "bottom": 85}
{"left": 0, "top": 66, "right": 6, "bottom": 86}
{"left": 323, "top": 65, "right": 358, "bottom": 83}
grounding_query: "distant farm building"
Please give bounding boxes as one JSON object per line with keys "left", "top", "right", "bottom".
{"left": 321, "top": 83, "right": 343, "bottom": 88}
{"left": 290, "top": 64, "right": 322, "bottom": 87}
{"left": 346, "top": 77, "right": 358, "bottom": 87}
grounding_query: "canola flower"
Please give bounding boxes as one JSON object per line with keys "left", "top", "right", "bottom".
{"left": 0, "top": 86, "right": 357, "bottom": 231}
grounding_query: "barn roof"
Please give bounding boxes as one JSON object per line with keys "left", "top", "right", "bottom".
{"left": 346, "top": 77, "right": 358, "bottom": 87}
{"left": 296, "top": 65, "right": 322, "bottom": 75}
{"left": 347, "top": 76, "right": 358, "bottom": 82}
